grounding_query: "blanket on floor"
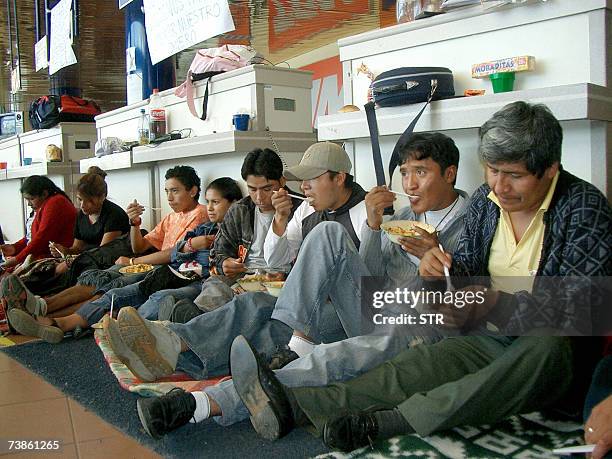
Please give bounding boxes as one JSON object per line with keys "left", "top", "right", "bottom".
{"left": 94, "top": 327, "right": 227, "bottom": 396}
{"left": 315, "top": 411, "right": 584, "bottom": 459}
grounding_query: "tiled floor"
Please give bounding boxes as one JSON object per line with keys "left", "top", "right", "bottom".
{"left": 0, "top": 342, "right": 162, "bottom": 459}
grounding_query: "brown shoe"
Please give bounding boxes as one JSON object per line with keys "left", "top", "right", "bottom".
{"left": 7, "top": 309, "right": 63, "bottom": 344}
{"left": 103, "top": 315, "right": 157, "bottom": 382}
{"left": 115, "top": 307, "right": 180, "bottom": 381}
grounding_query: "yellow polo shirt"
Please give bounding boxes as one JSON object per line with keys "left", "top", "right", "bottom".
{"left": 487, "top": 172, "right": 559, "bottom": 294}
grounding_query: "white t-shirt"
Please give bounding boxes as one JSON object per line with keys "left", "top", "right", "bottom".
{"left": 244, "top": 208, "right": 276, "bottom": 270}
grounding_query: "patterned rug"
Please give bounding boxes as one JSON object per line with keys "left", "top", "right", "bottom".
{"left": 316, "top": 412, "right": 584, "bottom": 459}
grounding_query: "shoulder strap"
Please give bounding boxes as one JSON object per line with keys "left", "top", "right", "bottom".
{"left": 364, "top": 79, "right": 439, "bottom": 214}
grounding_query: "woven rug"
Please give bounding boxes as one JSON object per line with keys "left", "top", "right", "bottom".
{"left": 316, "top": 412, "right": 584, "bottom": 459}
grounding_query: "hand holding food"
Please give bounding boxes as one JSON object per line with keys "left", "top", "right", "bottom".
{"left": 419, "top": 246, "right": 452, "bottom": 278}
{"left": 223, "top": 257, "right": 247, "bottom": 277}
{"left": 0, "top": 244, "right": 16, "bottom": 257}
{"left": 271, "top": 189, "right": 293, "bottom": 220}
{"left": 126, "top": 199, "right": 145, "bottom": 222}
{"left": 399, "top": 226, "right": 439, "bottom": 259}
{"left": 49, "top": 241, "right": 67, "bottom": 258}
{"left": 365, "top": 186, "right": 395, "bottom": 230}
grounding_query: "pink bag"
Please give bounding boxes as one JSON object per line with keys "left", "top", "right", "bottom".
{"left": 175, "top": 45, "right": 258, "bottom": 120}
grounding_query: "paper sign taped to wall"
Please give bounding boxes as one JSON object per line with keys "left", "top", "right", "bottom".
{"left": 35, "top": 36, "right": 48, "bottom": 71}
{"left": 49, "top": 0, "right": 77, "bottom": 75}
{"left": 143, "top": 0, "right": 236, "bottom": 65}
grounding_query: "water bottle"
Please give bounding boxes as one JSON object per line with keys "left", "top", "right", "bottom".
{"left": 148, "top": 89, "right": 167, "bottom": 141}
{"left": 138, "top": 108, "right": 150, "bottom": 145}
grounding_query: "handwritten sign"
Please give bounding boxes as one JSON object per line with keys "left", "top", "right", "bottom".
{"left": 143, "top": 0, "right": 235, "bottom": 65}
{"left": 48, "top": 0, "right": 77, "bottom": 75}
{"left": 35, "top": 36, "right": 48, "bottom": 71}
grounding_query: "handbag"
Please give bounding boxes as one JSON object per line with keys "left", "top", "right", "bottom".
{"left": 364, "top": 67, "right": 455, "bottom": 214}
{"left": 174, "top": 45, "right": 257, "bottom": 120}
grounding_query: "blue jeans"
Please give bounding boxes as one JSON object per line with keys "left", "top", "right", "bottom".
{"left": 169, "top": 292, "right": 347, "bottom": 380}
{"left": 271, "top": 222, "right": 371, "bottom": 340}
{"left": 76, "top": 279, "right": 201, "bottom": 326}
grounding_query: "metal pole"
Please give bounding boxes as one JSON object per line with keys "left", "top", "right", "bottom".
{"left": 34, "top": 0, "right": 41, "bottom": 42}
{"left": 12, "top": 0, "right": 22, "bottom": 91}
{"left": 6, "top": 0, "right": 13, "bottom": 69}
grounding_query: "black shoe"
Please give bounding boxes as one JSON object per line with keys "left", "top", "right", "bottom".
{"left": 230, "top": 335, "right": 295, "bottom": 440}
{"left": 137, "top": 388, "right": 196, "bottom": 439}
{"left": 323, "top": 412, "right": 379, "bottom": 452}
{"left": 267, "top": 345, "right": 299, "bottom": 370}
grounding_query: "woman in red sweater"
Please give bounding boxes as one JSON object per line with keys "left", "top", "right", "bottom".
{"left": 0, "top": 176, "right": 77, "bottom": 269}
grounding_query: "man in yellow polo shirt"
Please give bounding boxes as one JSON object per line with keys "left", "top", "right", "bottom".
{"left": 227, "top": 101, "right": 612, "bottom": 452}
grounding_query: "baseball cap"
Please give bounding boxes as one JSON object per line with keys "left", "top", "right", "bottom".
{"left": 283, "top": 142, "right": 352, "bottom": 181}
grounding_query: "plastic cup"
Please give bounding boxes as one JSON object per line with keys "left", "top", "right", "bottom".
{"left": 23, "top": 158, "right": 32, "bottom": 166}
{"left": 489, "top": 72, "right": 515, "bottom": 93}
{"left": 232, "top": 114, "right": 250, "bottom": 131}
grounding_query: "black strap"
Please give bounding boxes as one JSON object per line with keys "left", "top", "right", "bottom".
{"left": 364, "top": 79, "right": 438, "bottom": 215}
{"left": 201, "top": 78, "right": 211, "bottom": 121}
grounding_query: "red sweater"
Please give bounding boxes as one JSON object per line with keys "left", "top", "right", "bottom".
{"left": 13, "top": 193, "right": 77, "bottom": 263}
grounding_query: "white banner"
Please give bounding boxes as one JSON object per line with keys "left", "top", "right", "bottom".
{"left": 35, "top": 36, "right": 48, "bottom": 71}
{"left": 48, "top": 0, "right": 77, "bottom": 75}
{"left": 143, "top": 0, "right": 235, "bottom": 65}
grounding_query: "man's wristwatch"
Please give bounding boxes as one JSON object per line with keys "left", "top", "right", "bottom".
{"left": 130, "top": 217, "right": 142, "bottom": 227}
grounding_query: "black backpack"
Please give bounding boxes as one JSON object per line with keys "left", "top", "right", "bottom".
{"left": 29, "top": 95, "right": 61, "bottom": 129}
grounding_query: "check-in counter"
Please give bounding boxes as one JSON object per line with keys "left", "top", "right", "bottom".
{"left": 317, "top": 0, "right": 612, "bottom": 200}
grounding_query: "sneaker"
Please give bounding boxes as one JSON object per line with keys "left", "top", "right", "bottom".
{"left": 323, "top": 412, "right": 379, "bottom": 452}
{"left": 267, "top": 345, "right": 299, "bottom": 370}
{"left": 0, "top": 274, "right": 45, "bottom": 316}
{"left": 103, "top": 315, "right": 156, "bottom": 382}
{"left": 137, "top": 388, "right": 196, "bottom": 439}
{"left": 230, "top": 335, "right": 295, "bottom": 441}
{"left": 7, "top": 309, "right": 64, "bottom": 344}
{"left": 116, "top": 307, "right": 181, "bottom": 381}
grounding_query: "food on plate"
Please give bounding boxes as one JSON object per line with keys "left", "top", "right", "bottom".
{"left": 380, "top": 220, "right": 435, "bottom": 244}
{"left": 119, "top": 263, "right": 155, "bottom": 274}
{"left": 262, "top": 281, "right": 285, "bottom": 297}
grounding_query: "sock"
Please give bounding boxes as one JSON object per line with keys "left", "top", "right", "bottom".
{"left": 34, "top": 296, "right": 47, "bottom": 317}
{"left": 189, "top": 391, "right": 211, "bottom": 423}
{"left": 288, "top": 334, "right": 315, "bottom": 357}
{"left": 373, "top": 408, "right": 414, "bottom": 440}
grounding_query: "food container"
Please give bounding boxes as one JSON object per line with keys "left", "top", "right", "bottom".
{"left": 262, "top": 281, "right": 285, "bottom": 297}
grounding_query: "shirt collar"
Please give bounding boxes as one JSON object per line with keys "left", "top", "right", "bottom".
{"left": 487, "top": 171, "right": 560, "bottom": 212}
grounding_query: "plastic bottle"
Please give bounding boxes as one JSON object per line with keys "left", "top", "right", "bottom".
{"left": 138, "top": 108, "right": 150, "bottom": 145}
{"left": 148, "top": 89, "right": 167, "bottom": 141}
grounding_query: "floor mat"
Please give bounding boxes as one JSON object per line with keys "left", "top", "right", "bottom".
{"left": 315, "top": 411, "right": 585, "bottom": 459}
{"left": 1, "top": 338, "right": 329, "bottom": 459}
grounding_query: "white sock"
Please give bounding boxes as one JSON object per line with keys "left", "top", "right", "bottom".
{"left": 189, "top": 391, "right": 211, "bottom": 423}
{"left": 288, "top": 334, "right": 315, "bottom": 358}
{"left": 35, "top": 297, "right": 47, "bottom": 317}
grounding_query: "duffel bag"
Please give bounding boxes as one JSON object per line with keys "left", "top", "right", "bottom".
{"left": 59, "top": 95, "right": 101, "bottom": 122}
